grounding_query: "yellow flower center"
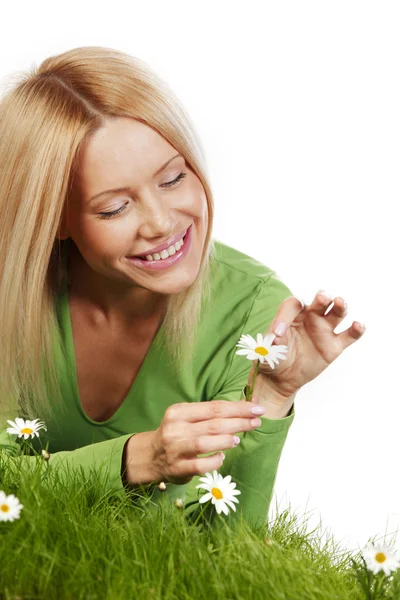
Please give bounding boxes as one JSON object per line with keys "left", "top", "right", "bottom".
{"left": 255, "top": 346, "right": 269, "bottom": 356}
{"left": 211, "top": 487, "right": 223, "bottom": 500}
{"left": 21, "top": 428, "right": 33, "bottom": 435}
{"left": 375, "top": 552, "right": 387, "bottom": 563}
{"left": 0, "top": 504, "right": 10, "bottom": 512}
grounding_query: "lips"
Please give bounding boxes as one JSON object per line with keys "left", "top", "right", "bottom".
{"left": 131, "top": 226, "right": 190, "bottom": 258}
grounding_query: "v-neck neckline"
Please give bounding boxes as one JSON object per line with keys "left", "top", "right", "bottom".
{"left": 58, "top": 239, "right": 165, "bottom": 426}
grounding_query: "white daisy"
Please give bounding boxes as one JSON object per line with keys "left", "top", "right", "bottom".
{"left": 0, "top": 490, "right": 23, "bottom": 522}
{"left": 235, "top": 332, "right": 288, "bottom": 370}
{"left": 362, "top": 543, "right": 400, "bottom": 576}
{"left": 6, "top": 417, "right": 47, "bottom": 440}
{"left": 195, "top": 470, "right": 241, "bottom": 516}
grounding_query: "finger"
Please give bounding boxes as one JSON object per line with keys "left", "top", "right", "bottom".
{"left": 310, "top": 290, "right": 347, "bottom": 325}
{"left": 308, "top": 290, "right": 334, "bottom": 313}
{"left": 271, "top": 296, "right": 306, "bottom": 339}
{"left": 178, "top": 432, "right": 242, "bottom": 457}
{"left": 191, "top": 415, "right": 262, "bottom": 438}
{"left": 169, "top": 399, "right": 265, "bottom": 424}
{"left": 336, "top": 321, "right": 367, "bottom": 351}
{"left": 176, "top": 451, "right": 226, "bottom": 478}
{"left": 311, "top": 291, "right": 362, "bottom": 334}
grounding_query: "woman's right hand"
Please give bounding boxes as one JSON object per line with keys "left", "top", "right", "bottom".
{"left": 150, "top": 399, "right": 266, "bottom": 485}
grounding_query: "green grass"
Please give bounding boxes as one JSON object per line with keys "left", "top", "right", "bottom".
{"left": 0, "top": 454, "right": 399, "bottom": 600}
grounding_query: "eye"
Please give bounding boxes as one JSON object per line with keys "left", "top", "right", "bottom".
{"left": 98, "top": 171, "right": 187, "bottom": 220}
{"left": 98, "top": 204, "right": 128, "bottom": 220}
{"left": 161, "top": 171, "right": 187, "bottom": 188}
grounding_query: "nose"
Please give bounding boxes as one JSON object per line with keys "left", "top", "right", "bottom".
{"left": 136, "top": 193, "right": 174, "bottom": 239}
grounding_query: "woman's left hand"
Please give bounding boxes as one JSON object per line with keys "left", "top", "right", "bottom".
{"left": 247, "top": 290, "right": 366, "bottom": 402}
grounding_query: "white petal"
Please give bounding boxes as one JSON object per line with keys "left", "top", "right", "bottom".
{"left": 198, "top": 476, "right": 212, "bottom": 484}
{"left": 235, "top": 349, "right": 251, "bottom": 356}
{"left": 264, "top": 333, "right": 275, "bottom": 345}
{"left": 6, "top": 427, "right": 19, "bottom": 435}
{"left": 199, "top": 493, "right": 212, "bottom": 503}
{"left": 220, "top": 501, "right": 229, "bottom": 515}
{"left": 215, "top": 502, "right": 222, "bottom": 514}
{"left": 15, "top": 418, "right": 26, "bottom": 428}
{"left": 225, "top": 499, "right": 237, "bottom": 512}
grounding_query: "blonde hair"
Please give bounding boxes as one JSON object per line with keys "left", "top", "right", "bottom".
{"left": 0, "top": 46, "right": 217, "bottom": 422}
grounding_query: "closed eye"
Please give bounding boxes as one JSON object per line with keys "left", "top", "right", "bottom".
{"left": 98, "top": 171, "right": 188, "bottom": 220}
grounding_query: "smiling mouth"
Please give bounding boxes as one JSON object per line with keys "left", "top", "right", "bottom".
{"left": 132, "top": 232, "right": 188, "bottom": 261}
{"left": 130, "top": 226, "right": 190, "bottom": 259}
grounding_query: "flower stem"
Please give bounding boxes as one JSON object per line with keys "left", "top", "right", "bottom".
{"left": 249, "top": 361, "right": 260, "bottom": 401}
{"left": 192, "top": 501, "right": 209, "bottom": 528}
{"left": 243, "top": 361, "right": 261, "bottom": 438}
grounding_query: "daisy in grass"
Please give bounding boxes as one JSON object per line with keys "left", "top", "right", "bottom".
{"left": 6, "top": 417, "right": 47, "bottom": 439}
{"left": 0, "top": 491, "right": 23, "bottom": 522}
{"left": 196, "top": 470, "right": 241, "bottom": 516}
{"left": 236, "top": 332, "right": 288, "bottom": 403}
{"left": 362, "top": 543, "right": 400, "bottom": 576}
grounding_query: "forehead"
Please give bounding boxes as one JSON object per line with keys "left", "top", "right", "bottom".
{"left": 78, "top": 117, "right": 176, "bottom": 184}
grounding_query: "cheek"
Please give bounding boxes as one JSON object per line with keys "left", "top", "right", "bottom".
{"left": 76, "top": 220, "right": 132, "bottom": 257}
{"left": 188, "top": 178, "right": 208, "bottom": 218}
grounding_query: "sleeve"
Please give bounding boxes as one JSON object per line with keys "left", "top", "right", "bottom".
{"left": 0, "top": 421, "right": 134, "bottom": 495}
{"left": 182, "top": 272, "right": 296, "bottom": 528}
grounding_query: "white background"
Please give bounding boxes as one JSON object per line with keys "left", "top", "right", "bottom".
{"left": 1, "top": 1, "right": 398, "bottom": 555}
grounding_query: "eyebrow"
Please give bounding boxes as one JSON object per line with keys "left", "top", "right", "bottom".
{"left": 86, "top": 153, "right": 182, "bottom": 204}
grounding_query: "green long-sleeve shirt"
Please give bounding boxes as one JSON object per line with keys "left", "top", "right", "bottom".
{"left": 0, "top": 238, "right": 295, "bottom": 528}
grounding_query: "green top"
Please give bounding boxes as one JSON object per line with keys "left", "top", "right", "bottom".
{"left": 0, "top": 238, "right": 295, "bottom": 528}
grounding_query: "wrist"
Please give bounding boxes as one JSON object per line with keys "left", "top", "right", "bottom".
{"left": 258, "top": 396, "right": 295, "bottom": 419}
{"left": 122, "top": 430, "right": 160, "bottom": 487}
{"left": 242, "top": 381, "right": 296, "bottom": 420}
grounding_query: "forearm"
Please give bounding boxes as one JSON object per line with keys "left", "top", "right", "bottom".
{"left": 121, "top": 430, "right": 160, "bottom": 488}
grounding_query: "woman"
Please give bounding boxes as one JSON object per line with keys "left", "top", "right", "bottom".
{"left": 0, "top": 46, "right": 365, "bottom": 528}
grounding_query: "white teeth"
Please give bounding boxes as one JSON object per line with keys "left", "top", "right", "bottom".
{"left": 144, "top": 236, "right": 184, "bottom": 261}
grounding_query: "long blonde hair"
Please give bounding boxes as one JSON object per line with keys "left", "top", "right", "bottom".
{"left": 0, "top": 46, "right": 217, "bottom": 422}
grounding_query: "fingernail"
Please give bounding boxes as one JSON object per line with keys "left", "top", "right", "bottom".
{"left": 274, "top": 321, "right": 287, "bottom": 337}
{"left": 233, "top": 436, "right": 241, "bottom": 445}
{"left": 221, "top": 452, "right": 226, "bottom": 461}
{"left": 251, "top": 405, "right": 266, "bottom": 415}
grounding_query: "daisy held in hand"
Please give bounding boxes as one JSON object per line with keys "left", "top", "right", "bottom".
{"left": 236, "top": 290, "right": 366, "bottom": 418}
{"left": 236, "top": 332, "right": 288, "bottom": 402}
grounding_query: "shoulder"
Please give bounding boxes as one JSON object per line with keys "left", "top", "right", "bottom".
{"left": 210, "top": 238, "right": 293, "bottom": 302}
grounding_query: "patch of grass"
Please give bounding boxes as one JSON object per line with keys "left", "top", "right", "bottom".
{"left": 0, "top": 454, "right": 398, "bottom": 600}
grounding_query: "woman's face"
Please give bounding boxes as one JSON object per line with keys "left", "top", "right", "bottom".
{"left": 61, "top": 116, "right": 209, "bottom": 298}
